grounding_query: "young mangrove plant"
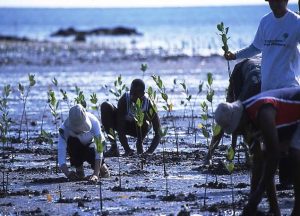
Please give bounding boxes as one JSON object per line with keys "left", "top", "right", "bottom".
{"left": 47, "top": 90, "right": 59, "bottom": 147}
{"left": 179, "top": 80, "right": 192, "bottom": 133}
{"left": 90, "top": 92, "right": 101, "bottom": 118}
{"left": 152, "top": 75, "right": 180, "bottom": 156}
{"left": 74, "top": 86, "right": 87, "bottom": 108}
{"left": 0, "top": 85, "right": 12, "bottom": 153}
{"left": 0, "top": 85, "right": 12, "bottom": 195}
{"left": 94, "top": 135, "right": 104, "bottom": 212}
{"left": 133, "top": 98, "right": 145, "bottom": 169}
{"left": 108, "top": 128, "right": 122, "bottom": 189}
{"left": 109, "top": 75, "right": 128, "bottom": 102}
{"left": 140, "top": 63, "right": 148, "bottom": 79}
{"left": 47, "top": 89, "right": 60, "bottom": 173}
{"left": 200, "top": 73, "right": 221, "bottom": 207}
{"left": 192, "top": 82, "right": 204, "bottom": 144}
{"left": 217, "top": 22, "right": 231, "bottom": 77}
{"left": 160, "top": 127, "right": 169, "bottom": 197}
{"left": 18, "top": 74, "right": 36, "bottom": 146}
{"left": 225, "top": 146, "right": 235, "bottom": 215}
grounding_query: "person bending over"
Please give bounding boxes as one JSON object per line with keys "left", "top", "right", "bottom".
{"left": 101, "top": 79, "right": 161, "bottom": 157}
{"left": 215, "top": 87, "right": 300, "bottom": 216}
{"left": 58, "top": 104, "right": 109, "bottom": 182}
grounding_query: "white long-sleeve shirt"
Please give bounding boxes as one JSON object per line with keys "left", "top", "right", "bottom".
{"left": 57, "top": 112, "right": 104, "bottom": 166}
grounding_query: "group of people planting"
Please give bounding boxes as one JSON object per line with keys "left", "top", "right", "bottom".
{"left": 57, "top": 0, "right": 300, "bottom": 215}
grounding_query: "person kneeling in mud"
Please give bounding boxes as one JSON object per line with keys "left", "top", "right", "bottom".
{"left": 215, "top": 87, "right": 300, "bottom": 216}
{"left": 58, "top": 104, "right": 110, "bottom": 182}
{"left": 101, "top": 79, "right": 161, "bottom": 157}
{"left": 205, "top": 57, "right": 261, "bottom": 164}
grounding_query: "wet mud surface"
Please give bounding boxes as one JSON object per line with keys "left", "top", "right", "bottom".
{"left": 0, "top": 40, "right": 295, "bottom": 215}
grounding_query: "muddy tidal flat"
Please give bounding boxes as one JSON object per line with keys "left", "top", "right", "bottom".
{"left": 0, "top": 40, "right": 294, "bottom": 215}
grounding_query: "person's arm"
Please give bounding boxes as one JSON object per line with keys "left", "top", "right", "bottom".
{"left": 243, "top": 105, "right": 280, "bottom": 216}
{"left": 117, "top": 94, "right": 131, "bottom": 151}
{"left": 58, "top": 133, "right": 69, "bottom": 177}
{"left": 225, "top": 44, "right": 261, "bottom": 60}
{"left": 145, "top": 110, "right": 161, "bottom": 154}
{"left": 235, "top": 44, "right": 261, "bottom": 60}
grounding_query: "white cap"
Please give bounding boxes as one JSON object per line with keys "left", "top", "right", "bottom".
{"left": 64, "top": 104, "right": 92, "bottom": 133}
{"left": 215, "top": 101, "right": 243, "bottom": 134}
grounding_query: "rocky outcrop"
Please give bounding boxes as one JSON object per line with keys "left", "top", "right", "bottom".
{"left": 0, "top": 35, "right": 30, "bottom": 42}
{"left": 51, "top": 26, "right": 142, "bottom": 38}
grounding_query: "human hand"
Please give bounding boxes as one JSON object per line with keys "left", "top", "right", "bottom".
{"left": 67, "top": 171, "right": 80, "bottom": 181}
{"left": 88, "top": 174, "right": 99, "bottom": 183}
{"left": 224, "top": 51, "right": 236, "bottom": 60}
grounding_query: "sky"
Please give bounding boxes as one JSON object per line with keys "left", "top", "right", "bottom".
{"left": 0, "top": 0, "right": 298, "bottom": 8}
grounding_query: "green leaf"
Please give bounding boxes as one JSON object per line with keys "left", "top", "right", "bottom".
{"left": 213, "top": 124, "right": 222, "bottom": 136}
{"left": 161, "top": 93, "right": 168, "bottom": 101}
{"left": 180, "top": 82, "right": 186, "bottom": 90}
{"left": 202, "top": 127, "right": 210, "bottom": 138}
{"left": 159, "top": 127, "right": 168, "bottom": 137}
{"left": 95, "top": 136, "right": 104, "bottom": 153}
{"left": 90, "top": 93, "right": 98, "bottom": 104}
{"left": 227, "top": 146, "right": 235, "bottom": 161}
{"left": 226, "top": 162, "right": 234, "bottom": 173}
{"left": 52, "top": 77, "right": 58, "bottom": 86}
{"left": 140, "top": 63, "right": 148, "bottom": 72}
{"left": 148, "top": 86, "right": 153, "bottom": 96}
{"left": 206, "top": 90, "right": 214, "bottom": 103}
{"left": 3, "top": 85, "right": 11, "bottom": 98}
{"left": 198, "top": 82, "right": 203, "bottom": 94}
{"left": 217, "top": 23, "right": 223, "bottom": 32}
{"left": 18, "top": 83, "right": 24, "bottom": 94}
{"left": 207, "top": 73, "right": 213, "bottom": 86}
{"left": 28, "top": 74, "right": 36, "bottom": 87}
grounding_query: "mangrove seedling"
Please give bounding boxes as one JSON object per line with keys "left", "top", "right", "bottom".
{"left": 179, "top": 80, "right": 192, "bottom": 132}
{"left": 217, "top": 22, "right": 231, "bottom": 77}
{"left": 152, "top": 75, "right": 180, "bottom": 156}
{"left": 200, "top": 73, "right": 221, "bottom": 207}
{"left": 160, "top": 127, "right": 169, "bottom": 197}
{"left": 192, "top": 82, "right": 204, "bottom": 144}
{"left": 133, "top": 97, "right": 145, "bottom": 169}
{"left": 95, "top": 135, "right": 105, "bottom": 212}
{"left": 225, "top": 146, "right": 235, "bottom": 215}
{"left": 90, "top": 93, "right": 101, "bottom": 118}
{"left": 108, "top": 128, "right": 122, "bottom": 189}
{"left": 48, "top": 89, "right": 60, "bottom": 173}
{"left": 74, "top": 85, "right": 87, "bottom": 108}
{"left": 140, "top": 63, "right": 148, "bottom": 79}
{"left": 0, "top": 85, "right": 12, "bottom": 194}
{"left": 0, "top": 85, "right": 12, "bottom": 153}
{"left": 48, "top": 90, "right": 59, "bottom": 146}
{"left": 109, "top": 75, "right": 128, "bottom": 102}
{"left": 18, "top": 74, "right": 36, "bottom": 146}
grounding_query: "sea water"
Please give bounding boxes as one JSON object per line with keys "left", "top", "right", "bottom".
{"left": 0, "top": 4, "right": 298, "bottom": 56}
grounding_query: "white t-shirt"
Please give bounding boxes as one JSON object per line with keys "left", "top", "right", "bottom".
{"left": 253, "top": 9, "right": 300, "bottom": 91}
{"left": 57, "top": 112, "right": 104, "bottom": 166}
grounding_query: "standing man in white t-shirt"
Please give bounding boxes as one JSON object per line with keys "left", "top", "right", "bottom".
{"left": 225, "top": 0, "right": 300, "bottom": 92}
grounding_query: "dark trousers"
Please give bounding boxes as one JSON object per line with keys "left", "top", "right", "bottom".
{"left": 279, "top": 154, "right": 294, "bottom": 186}
{"left": 100, "top": 102, "right": 149, "bottom": 148}
{"left": 67, "top": 136, "right": 96, "bottom": 168}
